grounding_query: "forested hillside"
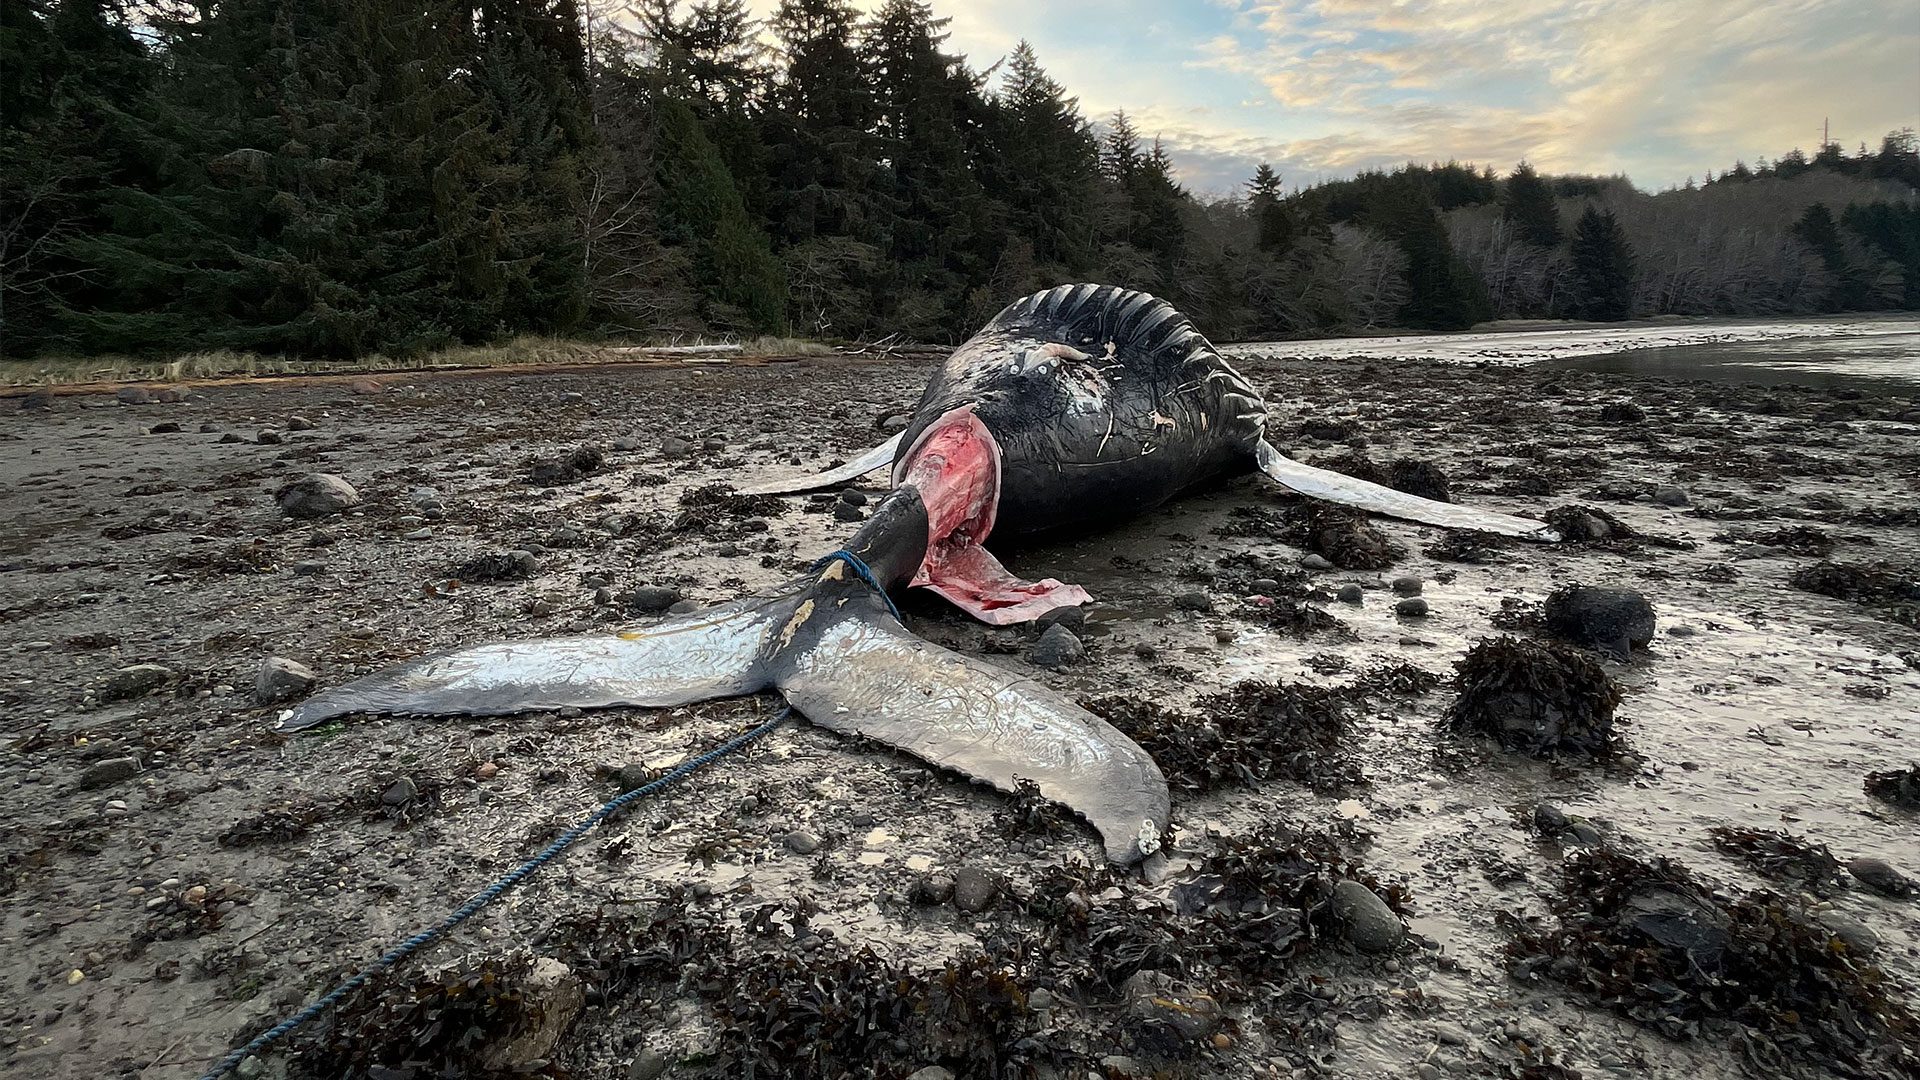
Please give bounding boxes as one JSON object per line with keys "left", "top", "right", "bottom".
{"left": 5, "top": 0, "right": 1918, "bottom": 359}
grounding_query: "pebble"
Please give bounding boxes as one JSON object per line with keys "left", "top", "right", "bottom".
{"left": 287, "top": 415, "right": 316, "bottom": 431}
{"left": 667, "top": 599, "right": 699, "bottom": 614}
{"left": 1652, "top": 485, "right": 1690, "bottom": 507}
{"left": 1174, "top": 589, "right": 1213, "bottom": 612}
{"left": 1336, "top": 583, "right": 1364, "bottom": 604}
{"left": 905, "top": 1068, "right": 955, "bottom": 1080}
{"left": 1027, "top": 988, "right": 1054, "bottom": 1011}
{"left": 1331, "top": 880, "right": 1405, "bottom": 952}
{"left": 628, "top": 1049, "right": 669, "bottom": 1080}
{"left": 276, "top": 473, "right": 360, "bottom": 518}
{"left": 255, "top": 656, "right": 317, "bottom": 704}
{"left": 783, "top": 830, "right": 820, "bottom": 855}
{"left": 1532, "top": 802, "right": 1571, "bottom": 833}
{"left": 66, "top": 969, "right": 85, "bottom": 985}
{"left": 1391, "top": 575, "right": 1423, "bottom": 596}
{"left": 911, "top": 873, "right": 955, "bottom": 905}
{"left": 1416, "top": 1065, "right": 1441, "bottom": 1080}
{"left": 1847, "top": 856, "right": 1914, "bottom": 897}
{"left": 292, "top": 560, "right": 328, "bottom": 576}
{"left": 476, "top": 762, "right": 500, "bottom": 780}
{"left": 381, "top": 777, "right": 419, "bottom": 806}
{"left": 839, "top": 489, "right": 869, "bottom": 507}
{"left": 402, "top": 528, "right": 432, "bottom": 540}
{"left": 148, "top": 422, "right": 183, "bottom": 434}
{"left": 1394, "top": 597, "right": 1430, "bottom": 618}
{"left": 349, "top": 378, "right": 383, "bottom": 394}
{"left": 117, "top": 386, "right": 154, "bottom": 405}
{"left": 702, "top": 436, "right": 726, "bottom": 452}
{"left": 1249, "top": 577, "right": 1280, "bottom": 594}
{"left": 880, "top": 413, "right": 911, "bottom": 433}
{"left": 1816, "top": 909, "right": 1881, "bottom": 954}
{"left": 660, "top": 437, "right": 692, "bottom": 458}
{"left": 1027, "top": 624, "right": 1085, "bottom": 670}
{"left": 100, "top": 664, "right": 172, "bottom": 702}
{"left": 256, "top": 429, "right": 283, "bottom": 445}
{"left": 1299, "top": 553, "right": 1334, "bottom": 571}
{"left": 184, "top": 885, "right": 208, "bottom": 905}
{"left": 80, "top": 757, "right": 142, "bottom": 789}
{"left": 1432, "top": 1021, "right": 1470, "bottom": 1046}
{"left": 951, "top": 865, "right": 999, "bottom": 913}
{"left": 626, "top": 585, "right": 682, "bottom": 614}
{"left": 833, "top": 502, "right": 865, "bottom": 522}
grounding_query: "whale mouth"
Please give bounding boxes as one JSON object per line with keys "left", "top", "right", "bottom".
{"left": 894, "top": 406, "right": 1092, "bottom": 625}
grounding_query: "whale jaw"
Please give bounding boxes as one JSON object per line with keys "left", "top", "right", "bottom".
{"left": 895, "top": 405, "right": 1092, "bottom": 625}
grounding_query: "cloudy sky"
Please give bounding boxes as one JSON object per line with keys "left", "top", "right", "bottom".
{"left": 749, "top": 0, "right": 1920, "bottom": 196}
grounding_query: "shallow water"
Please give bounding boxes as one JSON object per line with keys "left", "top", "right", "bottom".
{"left": 1557, "top": 328, "right": 1920, "bottom": 395}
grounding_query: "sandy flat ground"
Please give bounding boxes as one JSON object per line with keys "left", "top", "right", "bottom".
{"left": 2, "top": 339, "right": 1917, "bottom": 1079}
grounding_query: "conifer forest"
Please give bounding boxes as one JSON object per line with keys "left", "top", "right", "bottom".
{"left": 4, "top": 0, "right": 1918, "bottom": 359}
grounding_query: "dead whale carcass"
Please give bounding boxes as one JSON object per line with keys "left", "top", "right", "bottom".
{"left": 277, "top": 285, "right": 1557, "bottom": 864}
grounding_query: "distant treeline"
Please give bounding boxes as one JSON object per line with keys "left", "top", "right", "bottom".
{"left": 5, "top": 0, "right": 1918, "bottom": 358}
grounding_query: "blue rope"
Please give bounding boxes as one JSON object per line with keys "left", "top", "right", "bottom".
{"left": 812, "top": 549, "right": 902, "bottom": 622}
{"left": 196, "top": 708, "right": 789, "bottom": 1080}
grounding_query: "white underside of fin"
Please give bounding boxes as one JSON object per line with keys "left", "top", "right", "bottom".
{"left": 736, "top": 433, "right": 903, "bottom": 496}
{"left": 1255, "top": 440, "right": 1560, "bottom": 540}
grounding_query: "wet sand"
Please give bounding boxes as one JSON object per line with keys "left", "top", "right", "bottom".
{"left": 2, "top": 336, "right": 1916, "bottom": 1078}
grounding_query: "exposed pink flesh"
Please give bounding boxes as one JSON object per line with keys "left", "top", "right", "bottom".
{"left": 896, "top": 407, "right": 1093, "bottom": 625}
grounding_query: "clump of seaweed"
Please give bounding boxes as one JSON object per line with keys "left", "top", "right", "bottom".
{"left": 1315, "top": 450, "right": 1454, "bottom": 502}
{"left": 1350, "top": 660, "right": 1444, "bottom": 698}
{"left": 1237, "top": 597, "right": 1354, "bottom": 639}
{"left": 1288, "top": 502, "right": 1402, "bottom": 569}
{"left": 172, "top": 541, "right": 278, "bottom": 574}
{"left": 1864, "top": 766, "right": 1920, "bottom": 810}
{"left": 292, "top": 955, "right": 567, "bottom": 1078}
{"left": 1215, "top": 502, "right": 1402, "bottom": 569}
{"left": 672, "top": 482, "right": 790, "bottom": 536}
{"left": 217, "top": 800, "right": 335, "bottom": 848}
{"left": 1443, "top": 636, "right": 1622, "bottom": 758}
{"left": 995, "top": 777, "right": 1075, "bottom": 840}
{"left": 1545, "top": 504, "right": 1694, "bottom": 550}
{"left": 527, "top": 443, "right": 605, "bottom": 486}
{"left": 1505, "top": 849, "right": 1918, "bottom": 1077}
{"left": 448, "top": 549, "right": 539, "bottom": 583}
{"left": 1084, "top": 680, "right": 1360, "bottom": 797}
{"left": 1718, "top": 525, "right": 1837, "bottom": 557}
{"left": 1708, "top": 826, "right": 1846, "bottom": 895}
{"left": 1172, "top": 825, "right": 1410, "bottom": 977}
{"left": 1426, "top": 530, "right": 1514, "bottom": 564}
{"left": 1789, "top": 562, "right": 1920, "bottom": 628}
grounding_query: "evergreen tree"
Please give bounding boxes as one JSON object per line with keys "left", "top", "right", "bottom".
{"left": 866, "top": 0, "right": 993, "bottom": 338}
{"left": 985, "top": 41, "right": 1098, "bottom": 272}
{"left": 1792, "top": 203, "right": 1867, "bottom": 311}
{"left": 1568, "top": 205, "right": 1635, "bottom": 320}
{"left": 1843, "top": 202, "right": 1920, "bottom": 308}
{"left": 1246, "top": 162, "right": 1293, "bottom": 255}
{"left": 1363, "top": 187, "right": 1488, "bottom": 329}
{"left": 1503, "top": 161, "right": 1561, "bottom": 247}
{"left": 1, "top": 0, "right": 157, "bottom": 353}
{"left": 652, "top": 95, "right": 785, "bottom": 330}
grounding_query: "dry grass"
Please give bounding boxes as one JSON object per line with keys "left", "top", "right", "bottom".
{"left": 1, "top": 333, "right": 834, "bottom": 388}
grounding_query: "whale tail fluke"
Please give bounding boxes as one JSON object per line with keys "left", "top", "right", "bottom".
{"left": 273, "top": 591, "right": 795, "bottom": 732}
{"left": 734, "top": 433, "right": 902, "bottom": 496}
{"left": 1255, "top": 440, "right": 1561, "bottom": 541}
{"left": 776, "top": 596, "right": 1168, "bottom": 865}
{"left": 272, "top": 539, "right": 1170, "bottom": 865}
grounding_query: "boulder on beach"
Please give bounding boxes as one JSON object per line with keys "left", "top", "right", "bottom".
{"left": 1543, "top": 585, "right": 1656, "bottom": 659}
{"left": 277, "top": 473, "right": 361, "bottom": 518}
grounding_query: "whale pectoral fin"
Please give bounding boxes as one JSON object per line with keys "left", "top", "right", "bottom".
{"left": 276, "top": 596, "right": 789, "bottom": 732}
{"left": 1255, "top": 440, "right": 1561, "bottom": 541}
{"left": 775, "top": 611, "right": 1169, "bottom": 864}
{"left": 736, "top": 433, "right": 903, "bottom": 496}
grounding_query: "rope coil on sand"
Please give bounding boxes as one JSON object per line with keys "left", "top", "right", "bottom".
{"left": 195, "top": 707, "right": 790, "bottom": 1080}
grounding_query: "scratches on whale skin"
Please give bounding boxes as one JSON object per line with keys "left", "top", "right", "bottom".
{"left": 778, "top": 599, "right": 816, "bottom": 649}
